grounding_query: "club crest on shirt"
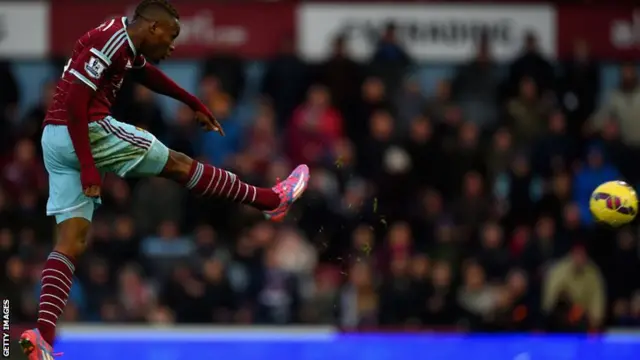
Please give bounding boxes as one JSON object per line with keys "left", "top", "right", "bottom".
{"left": 85, "top": 56, "right": 106, "bottom": 79}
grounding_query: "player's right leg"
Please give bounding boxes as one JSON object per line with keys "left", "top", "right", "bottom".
{"left": 20, "top": 125, "right": 97, "bottom": 359}
{"left": 96, "top": 116, "right": 310, "bottom": 220}
{"left": 159, "top": 151, "right": 309, "bottom": 221}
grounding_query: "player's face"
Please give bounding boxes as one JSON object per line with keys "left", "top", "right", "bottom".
{"left": 145, "top": 18, "right": 180, "bottom": 62}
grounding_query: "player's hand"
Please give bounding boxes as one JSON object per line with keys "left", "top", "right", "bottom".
{"left": 194, "top": 111, "right": 225, "bottom": 136}
{"left": 80, "top": 165, "right": 102, "bottom": 198}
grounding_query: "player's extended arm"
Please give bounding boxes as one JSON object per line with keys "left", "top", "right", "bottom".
{"left": 66, "top": 81, "right": 101, "bottom": 190}
{"left": 133, "top": 63, "right": 207, "bottom": 113}
{"left": 133, "top": 63, "right": 224, "bottom": 135}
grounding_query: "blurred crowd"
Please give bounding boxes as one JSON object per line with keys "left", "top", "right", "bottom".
{"left": 2, "top": 24, "right": 640, "bottom": 332}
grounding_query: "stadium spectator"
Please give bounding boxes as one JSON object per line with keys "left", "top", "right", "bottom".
{"left": 395, "top": 77, "right": 426, "bottom": 133}
{"left": 593, "top": 63, "right": 640, "bottom": 183}
{"left": 236, "top": 102, "right": 281, "bottom": 177}
{"left": 348, "top": 76, "right": 392, "bottom": 146}
{"left": 505, "top": 76, "right": 551, "bottom": 146}
{"left": 424, "top": 79, "right": 458, "bottom": 128}
{"left": 202, "top": 53, "right": 245, "bottom": 103}
{"left": 125, "top": 84, "right": 167, "bottom": 138}
{"left": 542, "top": 245, "right": 606, "bottom": 329}
{"left": 262, "top": 37, "right": 310, "bottom": 126}
{"left": 506, "top": 31, "right": 555, "bottom": 98}
{"left": 572, "top": 144, "right": 621, "bottom": 224}
{"left": 452, "top": 33, "right": 501, "bottom": 130}
{"left": 317, "top": 35, "right": 364, "bottom": 118}
{"left": 370, "top": 22, "right": 412, "bottom": 94}
{"left": 287, "top": 84, "right": 344, "bottom": 165}
{"left": 21, "top": 81, "right": 55, "bottom": 155}
{"left": 532, "top": 111, "right": 577, "bottom": 177}
{"left": 2, "top": 138, "right": 47, "bottom": 200}
{"left": 557, "top": 39, "right": 600, "bottom": 135}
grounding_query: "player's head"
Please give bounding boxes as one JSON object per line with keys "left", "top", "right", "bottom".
{"left": 133, "top": 0, "right": 180, "bottom": 62}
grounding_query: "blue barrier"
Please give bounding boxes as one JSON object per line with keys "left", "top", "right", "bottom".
{"left": 54, "top": 330, "right": 640, "bottom": 360}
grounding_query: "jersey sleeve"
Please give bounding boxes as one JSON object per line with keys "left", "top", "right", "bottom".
{"left": 67, "top": 28, "right": 129, "bottom": 91}
{"left": 67, "top": 47, "right": 110, "bottom": 91}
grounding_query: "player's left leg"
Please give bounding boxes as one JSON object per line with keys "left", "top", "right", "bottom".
{"left": 19, "top": 124, "right": 99, "bottom": 360}
{"left": 21, "top": 217, "right": 89, "bottom": 359}
{"left": 100, "top": 116, "right": 309, "bottom": 221}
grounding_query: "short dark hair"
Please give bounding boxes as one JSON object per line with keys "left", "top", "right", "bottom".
{"left": 134, "top": 0, "right": 179, "bottom": 20}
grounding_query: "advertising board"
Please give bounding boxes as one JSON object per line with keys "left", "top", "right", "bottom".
{"left": 297, "top": 4, "right": 556, "bottom": 62}
{"left": 0, "top": 3, "right": 49, "bottom": 57}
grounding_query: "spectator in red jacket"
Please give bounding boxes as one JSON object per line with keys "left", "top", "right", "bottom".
{"left": 287, "top": 84, "right": 344, "bottom": 165}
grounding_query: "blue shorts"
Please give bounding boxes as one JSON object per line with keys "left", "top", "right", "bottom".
{"left": 42, "top": 116, "right": 170, "bottom": 224}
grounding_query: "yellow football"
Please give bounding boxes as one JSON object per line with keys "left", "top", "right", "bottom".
{"left": 590, "top": 181, "right": 638, "bottom": 226}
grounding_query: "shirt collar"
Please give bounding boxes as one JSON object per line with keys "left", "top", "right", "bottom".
{"left": 122, "top": 17, "right": 137, "bottom": 56}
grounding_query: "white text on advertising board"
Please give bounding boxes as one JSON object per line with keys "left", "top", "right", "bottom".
{"left": 297, "top": 4, "right": 556, "bottom": 62}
